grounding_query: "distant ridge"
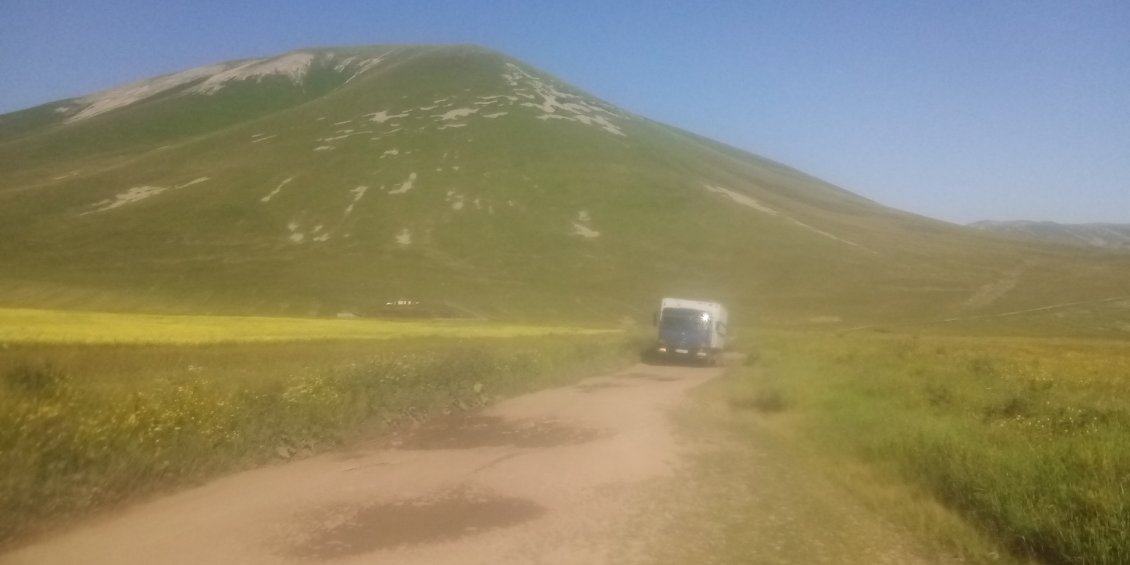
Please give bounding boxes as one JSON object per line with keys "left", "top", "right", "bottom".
{"left": 970, "top": 220, "right": 1130, "bottom": 250}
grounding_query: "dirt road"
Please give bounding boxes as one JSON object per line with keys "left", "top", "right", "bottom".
{"left": 3, "top": 362, "right": 722, "bottom": 565}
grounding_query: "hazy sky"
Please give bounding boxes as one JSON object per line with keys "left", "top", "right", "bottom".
{"left": 2, "top": 1, "right": 1127, "bottom": 223}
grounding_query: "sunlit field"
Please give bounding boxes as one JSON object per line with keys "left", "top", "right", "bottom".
{"left": 0, "top": 307, "right": 611, "bottom": 344}
{"left": 720, "top": 330, "right": 1130, "bottom": 565}
{"left": 0, "top": 309, "right": 640, "bottom": 545}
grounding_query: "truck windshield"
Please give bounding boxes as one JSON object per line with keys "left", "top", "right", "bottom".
{"left": 659, "top": 308, "right": 709, "bottom": 332}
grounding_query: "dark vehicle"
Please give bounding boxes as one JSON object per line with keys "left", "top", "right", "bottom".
{"left": 653, "top": 298, "right": 728, "bottom": 365}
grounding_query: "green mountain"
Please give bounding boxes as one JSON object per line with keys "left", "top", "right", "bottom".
{"left": 2, "top": 45, "right": 1129, "bottom": 327}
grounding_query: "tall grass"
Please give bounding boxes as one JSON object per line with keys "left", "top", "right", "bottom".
{"left": 0, "top": 333, "right": 642, "bottom": 544}
{"left": 740, "top": 331, "right": 1130, "bottom": 565}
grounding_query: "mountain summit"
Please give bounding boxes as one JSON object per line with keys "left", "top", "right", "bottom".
{"left": 1, "top": 45, "right": 1128, "bottom": 325}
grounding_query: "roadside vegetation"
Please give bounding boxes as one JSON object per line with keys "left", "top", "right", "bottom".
{"left": 715, "top": 330, "right": 1130, "bottom": 565}
{"left": 0, "top": 317, "right": 641, "bottom": 545}
{"left": 641, "top": 376, "right": 950, "bottom": 565}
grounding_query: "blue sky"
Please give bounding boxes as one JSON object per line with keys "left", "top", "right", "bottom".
{"left": 2, "top": 1, "right": 1127, "bottom": 223}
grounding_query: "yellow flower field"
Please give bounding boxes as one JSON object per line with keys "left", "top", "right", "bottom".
{"left": 0, "top": 318, "right": 641, "bottom": 544}
{"left": 0, "top": 308, "right": 612, "bottom": 344}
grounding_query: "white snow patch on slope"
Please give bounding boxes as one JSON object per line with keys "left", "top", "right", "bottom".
{"left": 51, "top": 49, "right": 387, "bottom": 121}
{"left": 177, "top": 177, "right": 210, "bottom": 188}
{"left": 381, "top": 148, "right": 399, "bottom": 158}
{"left": 704, "top": 184, "right": 778, "bottom": 215}
{"left": 345, "top": 54, "right": 388, "bottom": 83}
{"left": 572, "top": 223, "right": 601, "bottom": 238}
{"left": 83, "top": 177, "right": 211, "bottom": 214}
{"left": 189, "top": 53, "right": 315, "bottom": 95}
{"left": 64, "top": 64, "right": 228, "bottom": 122}
{"left": 366, "top": 110, "right": 410, "bottom": 123}
{"left": 313, "top": 145, "right": 334, "bottom": 152}
{"left": 345, "top": 185, "right": 368, "bottom": 215}
{"left": 320, "top": 130, "right": 373, "bottom": 142}
{"left": 447, "top": 191, "right": 465, "bottom": 211}
{"left": 85, "top": 186, "right": 168, "bottom": 214}
{"left": 436, "top": 107, "right": 479, "bottom": 121}
{"left": 395, "top": 228, "right": 412, "bottom": 246}
{"left": 251, "top": 134, "right": 276, "bottom": 143}
{"left": 333, "top": 57, "right": 357, "bottom": 72}
{"left": 261, "top": 177, "right": 293, "bottom": 202}
{"left": 311, "top": 225, "right": 330, "bottom": 242}
{"left": 503, "top": 63, "right": 627, "bottom": 136}
{"left": 388, "top": 173, "right": 417, "bottom": 195}
{"left": 572, "top": 210, "right": 600, "bottom": 238}
{"left": 704, "top": 184, "right": 877, "bottom": 253}
{"left": 287, "top": 221, "right": 305, "bottom": 244}
{"left": 438, "top": 123, "right": 468, "bottom": 130}
{"left": 483, "top": 111, "right": 508, "bottom": 118}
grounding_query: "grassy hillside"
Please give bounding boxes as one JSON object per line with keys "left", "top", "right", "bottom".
{"left": 2, "top": 44, "right": 1129, "bottom": 331}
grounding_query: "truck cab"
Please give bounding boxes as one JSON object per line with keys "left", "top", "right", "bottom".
{"left": 653, "top": 298, "right": 728, "bottom": 365}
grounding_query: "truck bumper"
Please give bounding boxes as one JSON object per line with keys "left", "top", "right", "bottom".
{"left": 654, "top": 345, "right": 714, "bottom": 364}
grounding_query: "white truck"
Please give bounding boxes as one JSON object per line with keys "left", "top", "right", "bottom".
{"left": 653, "top": 297, "right": 728, "bottom": 365}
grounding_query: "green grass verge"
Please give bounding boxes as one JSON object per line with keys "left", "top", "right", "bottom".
{"left": 0, "top": 331, "right": 644, "bottom": 545}
{"left": 730, "top": 330, "right": 1130, "bottom": 565}
{"left": 636, "top": 371, "right": 958, "bottom": 564}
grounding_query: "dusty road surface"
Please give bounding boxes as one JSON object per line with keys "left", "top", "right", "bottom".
{"left": 3, "top": 362, "right": 722, "bottom": 565}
